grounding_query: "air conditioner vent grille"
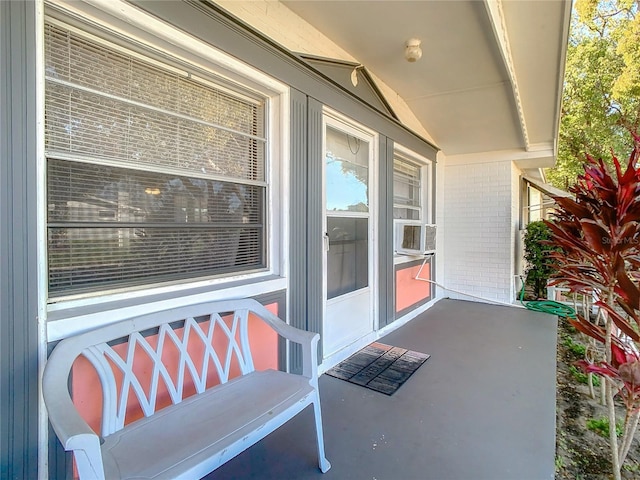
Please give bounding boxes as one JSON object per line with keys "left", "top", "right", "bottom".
{"left": 395, "top": 222, "right": 436, "bottom": 255}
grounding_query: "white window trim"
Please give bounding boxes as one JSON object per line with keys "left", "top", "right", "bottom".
{"left": 41, "top": 0, "right": 290, "bottom": 339}
{"left": 393, "top": 144, "right": 433, "bottom": 262}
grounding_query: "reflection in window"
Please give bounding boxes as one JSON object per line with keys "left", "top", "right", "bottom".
{"left": 47, "top": 159, "right": 264, "bottom": 295}
{"left": 393, "top": 155, "right": 423, "bottom": 220}
{"left": 326, "top": 217, "right": 368, "bottom": 299}
{"left": 45, "top": 22, "right": 267, "bottom": 297}
{"left": 325, "top": 126, "right": 369, "bottom": 212}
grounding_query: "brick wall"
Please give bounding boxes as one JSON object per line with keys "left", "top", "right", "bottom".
{"left": 442, "top": 158, "right": 516, "bottom": 303}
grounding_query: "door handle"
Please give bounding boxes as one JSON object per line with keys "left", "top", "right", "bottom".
{"left": 323, "top": 232, "right": 330, "bottom": 252}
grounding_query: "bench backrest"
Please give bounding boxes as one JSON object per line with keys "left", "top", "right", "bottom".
{"left": 58, "top": 300, "right": 262, "bottom": 437}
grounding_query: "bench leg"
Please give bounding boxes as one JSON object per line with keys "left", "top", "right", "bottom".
{"left": 312, "top": 393, "right": 331, "bottom": 473}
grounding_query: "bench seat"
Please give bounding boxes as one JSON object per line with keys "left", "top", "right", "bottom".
{"left": 103, "top": 370, "right": 314, "bottom": 479}
{"left": 43, "top": 298, "right": 331, "bottom": 479}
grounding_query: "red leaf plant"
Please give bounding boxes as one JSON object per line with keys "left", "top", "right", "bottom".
{"left": 576, "top": 340, "right": 640, "bottom": 415}
{"left": 546, "top": 132, "right": 640, "bottom": 479}
{"left": 574, "top": 319, "right": 640, "bottom": 466}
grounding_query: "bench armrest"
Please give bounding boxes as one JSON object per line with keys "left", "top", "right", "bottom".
{"left": 245, "top": 300, "right": 320, "bottom": 382}
{"left": 43, "top": 340, "right": 106, "bottom": 479}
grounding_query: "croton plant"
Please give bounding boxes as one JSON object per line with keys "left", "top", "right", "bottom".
{"left": 545, "top": 132, "right": 640, "bottom": 478}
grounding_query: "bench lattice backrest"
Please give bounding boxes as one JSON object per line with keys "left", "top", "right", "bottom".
{"left": 82, "top": 309, "right": 255, "bottom": 436}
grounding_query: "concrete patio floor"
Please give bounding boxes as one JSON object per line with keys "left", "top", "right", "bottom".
{"left": 209, "top": 298, "right": 558, "bottom": 480}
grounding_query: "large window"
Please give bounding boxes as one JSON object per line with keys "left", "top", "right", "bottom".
{"left": 45, "top": 22, "right": 268, "bottom": 298}
{"left": 393, "top": 149, "right": 431, "bottom": 255}
{"left": 394, "top": 149, "right": 431, "bottom": 223}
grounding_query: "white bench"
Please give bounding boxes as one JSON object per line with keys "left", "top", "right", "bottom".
{"left": 43, "top": 298, "right": 331, "bottom": 479}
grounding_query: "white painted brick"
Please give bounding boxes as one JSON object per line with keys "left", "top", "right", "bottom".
{"left": 442, "top": 156, "right": 519, "bottom": 304}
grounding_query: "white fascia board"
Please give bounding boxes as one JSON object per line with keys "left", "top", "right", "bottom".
{"left": 445, "top": 144, "right": 555, "bottom": 167}
{"left": 553, "top": 0, "right": 573, "bottom": 153}
{"left": 483, "top": 0, "right": 529, "bottom": 151}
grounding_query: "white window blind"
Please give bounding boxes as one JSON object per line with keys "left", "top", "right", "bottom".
{"left": 45, "top": 22, "right": 268, "bottom": 297}
{"left": 393, "top": 155, "right": 422, "bottom": 220}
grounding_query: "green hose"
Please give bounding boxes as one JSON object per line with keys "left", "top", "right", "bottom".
{"left": 519, "top": 278, "right": 576, "bottom": 318}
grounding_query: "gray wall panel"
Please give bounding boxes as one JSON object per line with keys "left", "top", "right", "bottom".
{"left": 251, "top": 291, "right": 287, "bottom": 371}
{"left": 48, "top": 423, "right": 72, "bottom": 479}
{"left": 288, "top": 88, "right": 307, "bottom": 374}
{"left": 307, "top": 97, "right": 324, "bottom": 362}
{"left": 133, "top": 0, "right": 438, "bottom": 161}
{"left": 378, "top": 137, "right": 395, "bottom": 327}
{"left": 0, "top": 1, "right": 40, "bottom": 477}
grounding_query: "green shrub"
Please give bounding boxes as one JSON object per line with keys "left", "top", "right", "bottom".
{"left": 563, "top": 336, "right": 586, "bottom": 357}
{"left": 587, "top": 417, "right": 622, "bottom": 438}
{"left": 570, "top": 365, "right": 600, "bottom": 386}
{"left": 523, "top": 221, "right": 558, "bottom": 299}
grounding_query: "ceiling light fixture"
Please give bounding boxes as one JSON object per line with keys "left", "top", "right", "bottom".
{"left": 350, "top": 65, "right": 364, "bottom": 87}
{"left": 404, "top": 38, "right": 422, "bottom": 63}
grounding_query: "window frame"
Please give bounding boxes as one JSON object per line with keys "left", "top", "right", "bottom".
{"left": 520, "top": 177, "right": 557, "bottom": 228}
{"left": 42, "top": 1, "right": 289, "bottom": 338}
{"left": 392, "top": 145, "right": 432, "bottom": 259}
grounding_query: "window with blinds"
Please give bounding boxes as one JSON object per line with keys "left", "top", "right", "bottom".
{"left": 45, "top": 22, "right": 268, "bottom": 297}
{"left": 393, "top": 155, "right": 423, "bottom": 220}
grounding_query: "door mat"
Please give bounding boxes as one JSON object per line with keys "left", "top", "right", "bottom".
{"left": 326, "top": 342, "right": 430, "bottom": 395}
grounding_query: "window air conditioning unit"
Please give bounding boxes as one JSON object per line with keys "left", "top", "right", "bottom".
{"left": 395, "top": 222, "right": 437, "bottom": 255}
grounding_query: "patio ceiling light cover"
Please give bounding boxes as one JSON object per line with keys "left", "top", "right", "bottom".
{"left": 404, "top": 38, "right": 422, "bottom": 63}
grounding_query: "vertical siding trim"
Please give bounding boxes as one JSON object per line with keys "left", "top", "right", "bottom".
{"left": 307, "top": 97, "right": 324, "bottom": 362}
{"left": 0, "top": 1, "right": 40, "bottom": 478}
{"left": 288, "top": 88, "right": 307, "bottom": 374}
{"left": 378, "top": 137, "right": 395, "bottom": 327}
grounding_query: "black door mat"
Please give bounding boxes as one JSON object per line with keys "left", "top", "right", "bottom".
{"left": 326, "top": 342, "right": 430, "bottom": 395}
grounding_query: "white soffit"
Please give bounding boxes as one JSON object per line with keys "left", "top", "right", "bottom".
{"left": 281, "top": 0, "right": 570, "bottom": 157}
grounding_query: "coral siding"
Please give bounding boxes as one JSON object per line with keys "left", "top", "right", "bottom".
{"left": 396, "top": 264, "right": 431, "bottom": 312}
{"left": 71, "top": 302, "right": 279, "bottom": 436}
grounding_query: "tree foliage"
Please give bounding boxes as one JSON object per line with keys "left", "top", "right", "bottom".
{"left": 547, "top": 133, "right": 640, "bottom": 479}
{"left": 523, "top": 221, "right": 558, "bottom": 299}
{"left": 547, "top": 0, "right": 640, "bottom": 189}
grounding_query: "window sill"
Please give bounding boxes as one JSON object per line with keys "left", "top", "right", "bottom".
{"left": 46, "top": 274, "right": 287, "bottom": 342}
{"left": 394, "top": 253, "right": 433, "bottom": 265}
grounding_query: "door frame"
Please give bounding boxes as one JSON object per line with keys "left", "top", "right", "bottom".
{"left": 321, "top": 108, "right": 379, "bottom": 358}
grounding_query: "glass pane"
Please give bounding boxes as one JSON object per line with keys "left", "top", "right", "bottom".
{"left": 326, "top": 216, "right": 368, "bottom": 299}
{"left": 393, "top": 156, "right": 422, "bottom": 220}
{"left": 47, "top": 159, "right": 265, "bottom": 296}
{"left": 326, "top": 126, "right": 369, "bottom": 212}
{"left": 393, "top": 178, "right": 421, "bottom": 207}
{"left": 393, "top": 207, "right": 421, "bottom": 220}
{"left": 44, "top": 23, "right": 265, "bottom": 183}
{"left": 393, "top": 157, "right": 421, "bottom": 214}
{"left": 48, "top": 227, "right": 263, "bottom": 295}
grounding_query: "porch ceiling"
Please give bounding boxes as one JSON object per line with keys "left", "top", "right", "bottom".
{"left": 282, "top": 0, "right": 571, "bottom": 159}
